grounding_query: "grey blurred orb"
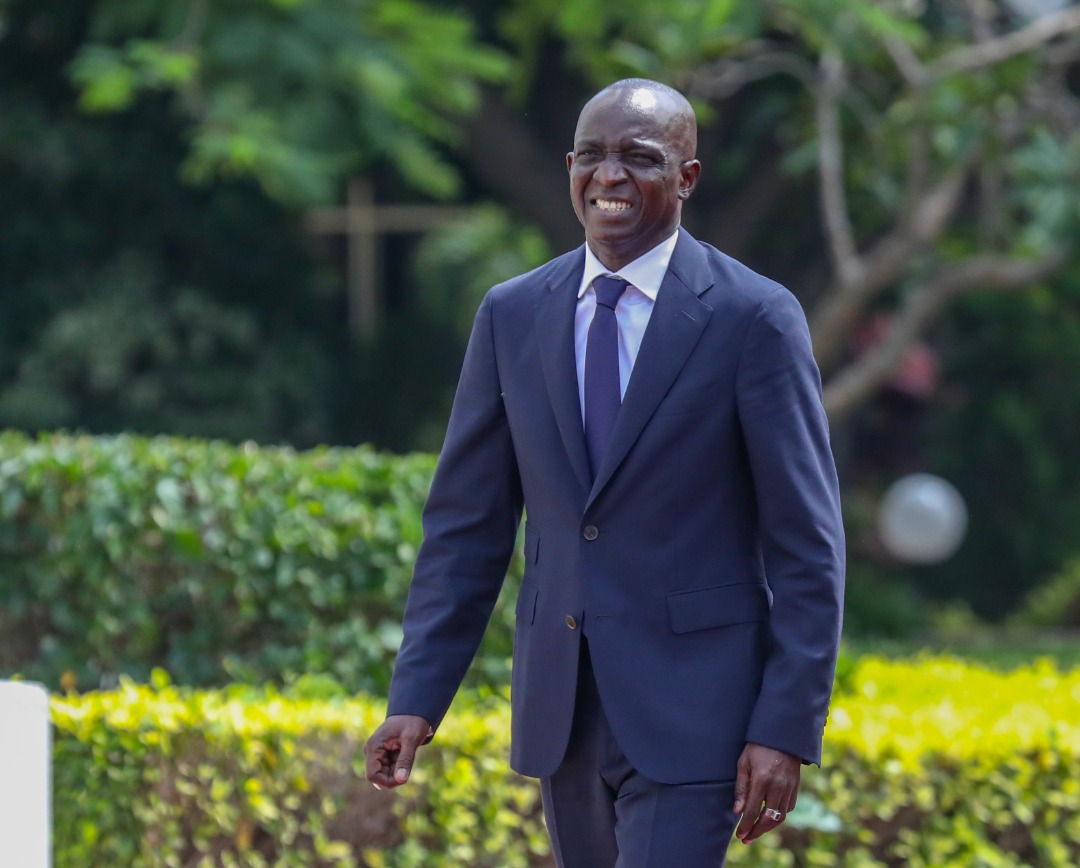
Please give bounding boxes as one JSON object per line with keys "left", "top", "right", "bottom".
{"left": 878, "top": 473, "right": 968, "bottom": 564}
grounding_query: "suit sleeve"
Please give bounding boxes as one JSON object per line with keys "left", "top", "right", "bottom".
{"left": 386, "top": 290, "right": 523, "bottom": 732}
{"left": 735, "top": 286, "right": 845, "bottom": 766}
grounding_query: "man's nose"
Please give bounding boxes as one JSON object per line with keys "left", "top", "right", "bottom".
{"left": 594, "top": 155, "right": 628, "bottom": 185}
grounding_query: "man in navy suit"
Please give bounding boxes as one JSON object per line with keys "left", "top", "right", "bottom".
{"left": 365, "top": 79, "right": 845, "bottom": 866}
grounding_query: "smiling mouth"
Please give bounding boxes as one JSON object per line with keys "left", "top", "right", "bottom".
{"left": 592, "top": 198, "right": 632, "bottom": 213}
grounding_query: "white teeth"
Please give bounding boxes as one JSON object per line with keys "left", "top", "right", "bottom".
{"left": 594, "top": 199, "right": 631, "bottom": 212}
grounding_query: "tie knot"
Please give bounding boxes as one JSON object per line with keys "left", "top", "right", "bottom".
{"left": 593, "top": 275, "right": 629, "bottom": 310}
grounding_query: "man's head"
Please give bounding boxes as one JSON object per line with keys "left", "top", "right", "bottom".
{"left": 567, "top": 79, "right": 701, "bottom": 271}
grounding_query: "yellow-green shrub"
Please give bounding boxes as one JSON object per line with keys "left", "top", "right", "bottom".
{"left": 51, "top": 672, "right": 546, "bottom": 868}
{"left": 732, "top": 656, "right": 1080, "bottom": 867}
{"left": 51, "top": 657, "right": 1079, "bottom": 867}
{"left": 791, "top": 656, "right": 1080, "bottom": 867}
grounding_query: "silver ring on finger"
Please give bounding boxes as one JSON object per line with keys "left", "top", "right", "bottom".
{"left": 764, "top": 807, "right": 783, "bottom": 821}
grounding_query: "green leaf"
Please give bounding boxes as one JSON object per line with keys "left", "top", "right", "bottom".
{"left": 70, "top": 46, "right": 136, "bottom": 112}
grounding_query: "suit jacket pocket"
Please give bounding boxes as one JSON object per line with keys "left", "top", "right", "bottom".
{"left": 667, "top": 582, "right": 768, "bottom": 634}
{"left": 516, "top": 581, "right": 539, "bottom": 625}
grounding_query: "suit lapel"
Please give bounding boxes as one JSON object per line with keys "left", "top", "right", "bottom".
{"left": 536, "top": 247, "right": 592, "bottom": 494}
{"left": 587, "top": 230, "right": 714, "bottom": 509}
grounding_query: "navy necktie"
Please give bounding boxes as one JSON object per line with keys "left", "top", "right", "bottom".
{"left": 584, "top": 275, "right": 629, "bottom": 478}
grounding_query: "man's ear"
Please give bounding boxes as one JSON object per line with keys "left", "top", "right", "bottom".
{"left": 566, "top": 152, "right": 574, "bottom": 174}
{"left": 679, "top": 160, "right": 702, "bottom": 199}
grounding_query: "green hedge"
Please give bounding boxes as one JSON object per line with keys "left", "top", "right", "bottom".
{"left": 0, "top": 432, "right": 522, "bottom": 692}
{"left": 49, "top": 657, "right": 1080, "bottom": 867}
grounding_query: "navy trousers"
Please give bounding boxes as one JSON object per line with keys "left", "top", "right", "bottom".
{"left": 540, "top": 640, "right": 739, "bottom": 867}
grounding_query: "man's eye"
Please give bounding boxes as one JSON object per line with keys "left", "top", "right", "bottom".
{"left": 629, "top": 153, "right": 659, "bottom": 166}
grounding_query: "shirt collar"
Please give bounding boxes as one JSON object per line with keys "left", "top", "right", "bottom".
{"left": 577, "top": 230, "right": 680, "bottom": 301}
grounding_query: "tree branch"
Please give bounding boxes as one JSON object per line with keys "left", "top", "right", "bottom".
{"left": 822, "top": 249, "right": 1067, "bottom": 420}
{"left": 978, "top": 164, "right": 1004, "bottom": 246}
{"left": 685, "top": 8, "right": 1079, "bottom": 420}
{"left": 883, "top": 37, "right": 931, "bottom": 90}
{"left": 934, "top": 5, "right": 1080, "bottom": 76}
{"left": 962, "top": 0, "right": 997, "bottom": 44}
{"left": 461, "top": 88, "right": 582, "bottom": 252}
{"left": 174, "top": 0, "right": 212, "bottom": 50}
{"left": 686, "top": 44, "right": 817, "bottom": 99}
{"left": 816, "top": 50, "right": 862, "bottom": 287}
{"left": 810, "top": 167, "right": 970, "bottom": 370}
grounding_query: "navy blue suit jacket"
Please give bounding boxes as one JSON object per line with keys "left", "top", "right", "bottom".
{"left": 387, "top": 228, "right": 845, "bottom": 784}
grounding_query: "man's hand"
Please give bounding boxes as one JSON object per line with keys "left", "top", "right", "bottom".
{"left": 364, "top": 714, "right": 433, "bottom": 789}
{"left": 732, "top": 742, "right": 800, "bottom": 844}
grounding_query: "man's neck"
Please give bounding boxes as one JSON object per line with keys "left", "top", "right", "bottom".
{"left": 586, "top": 231, "right": 679, "bottom": 274}
{"left": 586, "top": 228, "right": 680, "bottom": 273}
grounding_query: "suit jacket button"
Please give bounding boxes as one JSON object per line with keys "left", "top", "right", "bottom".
{"left": 583, "top": 525, "right": 599, "bottom": 540}
{"left": 565, "top": 615, "right": 577, "bottom": 629}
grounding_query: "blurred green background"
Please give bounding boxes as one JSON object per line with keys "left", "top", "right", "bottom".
{"left": 3, "top": 0, "right": 1080, "bottom": 653}
{"left": 4, "top": 2, "right": 1080, "bottom": 864}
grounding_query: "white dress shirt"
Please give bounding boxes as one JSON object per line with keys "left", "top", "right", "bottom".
{"left": 574, "top": 231, "right": 679, "bottom": 421}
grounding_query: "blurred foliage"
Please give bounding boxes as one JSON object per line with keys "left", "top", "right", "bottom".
{"left": 918, "top": 276, "right": 1080, "bottom": 617}
{"left": 0, "top": 0, "right": 530, "bottom": 451}
{"left": 339, "top": 205, "right": 556, "bottom": 452}
{"left": 66, "top": 0, "right": 508, "bottom": 203}
{"left": 0, "top": 250, "right": 336, "bottom": 443}
{"left": 49, "top": 656, "right": 1080, "bottom": 865}
{"left": 1011, "top": 557, "right": 1080, "bottom": 629}
{"left": 0, "top": 432, "right": 524, "bottom": 691}
{"left": 3, "top": 0, "right": 1080, "bottom": 618}
{"left": 842, "top": 562, "right": 932, "bottom": 641}
{"left": 499, "top": 0, "right": 757, "bottom": 91}
{"left": 0, "top": 3, "right": 347, "bottom": 444}
{"left": 843, "top": 629, "right": 1080, "bottom": 671}
{"left": 412, "top": 204, "right": 552, "bottom": 343}
{"left": 0, "top": 0, "right": 485, "bottom": 451}
{"left": 502, "top": 0, "right": 1080, "bottom": 261}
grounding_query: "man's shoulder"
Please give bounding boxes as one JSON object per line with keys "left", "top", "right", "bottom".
{"left": 673, "top": 231, "right": 796, "bottom": 317}
{"left": 487, "top": 246, "right": 585, "bottom": 303}
{"left": 690, "top": 235, "right": 787, "bottom": 298}
{"left": 683, "top": 236, "right": 816, "bottom": 344}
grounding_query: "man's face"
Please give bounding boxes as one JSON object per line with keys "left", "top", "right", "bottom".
{"left": 567, "top": 87, "right": 700, "bottom": 269}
